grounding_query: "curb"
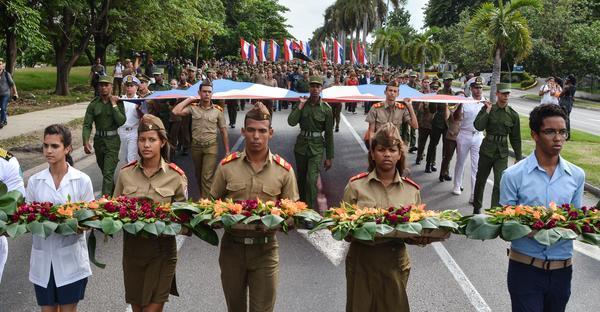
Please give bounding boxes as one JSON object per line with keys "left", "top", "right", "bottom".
{"left": 519, "top": 95, "right": 600, "bottom": 112}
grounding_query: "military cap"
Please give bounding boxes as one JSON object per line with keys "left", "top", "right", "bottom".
{"left": 372, "top": 122, "right": 403, "bottom": 147}
{"left": 206, "top": 68, "right": 215, "bottom": 74}
{"left": 232, "top": 68, "right": 239, "bottom": 72}
{"left": 136, "top": 74, "right": 150, "bottom": 83}
{"left": 246, "top": 102, "right": 271, "bottom": 121}
{"left": 303, "top": 69, "right": 310, "bottom": 74}
{"left": 496, "top": 83, "right": 511, "bottom": 93}
{"left": 442, "top": 72, "right": 454, "bottom": 80}
{"left": 375, "top": 70, "right": 383, "bottom": 76}
{"left": 409, "top": 71, "right": 418, "bottom": 78}
{"left": 432, "top": 76, "right": 439, "bottom": 81}
{"left": 186, "top": 66, "right": 197, "bottom": 72}
{"left": 152, "top": 67, "right": 164, "bottom": 75}
{"left": 97, "top": 75, "right": 113, "bottom": 84}
{"left": 470, "top": 76, "right": 484, "bottom": 87}
{"left": 401, "top": 73, "right": 408, "bottom": 78}
{"left": 139, "top": 114, "right": 166, "bottom": 132}
{"left": 123, "top": 75, "right": 140, "bottom": 85}
{"left": 308, "top": 75, "right": 323, "bottom": 85}
{"left": 430, "top": 81, "right": 441, "bottom": 88}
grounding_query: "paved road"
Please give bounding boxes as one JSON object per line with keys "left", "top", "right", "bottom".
{"left": 2, "top": 108, "right": 599, "bottom": 312}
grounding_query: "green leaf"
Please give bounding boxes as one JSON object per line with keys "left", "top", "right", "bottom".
{"left": 533, "top": 229, "right": 562, "bottom": 246}
{"left": 242, "top": 215, "right": 261, "bottom": 224}
{"left": 74, "top": 209, "right": 96, "bottom": 221}
{"left": 86, "top": 230, "right": 106, "bottom": 269}
{"left": 0, "top": 210, "right": 7, "bottom": 222}
{"left": 294, "top": 210, "right": 323, "bottom": 222}
{"left": 162, "top": 223, "right": 181, "bottom": 236}
{"left": 207, "top": 216, "right": 221, "bottom": 226}
{"left": 500, "top": 220, "right": 532, "bottom": 241}
{"left": 143, "top": 223, "right": 158, "bottom": 236}
{"left": 221, "top": 214, "right": 246, "bottom": 227}
{"left": 27, "top": 220, "right": 58, "bottom": 238}
{"left": 308, "top": 220, "right": 335, "bottom": 234}
{"left": 0, "top": 190, "right": 24, "bottom": 216}
{"left": 192, "top": 224, "right": 219, "bottom": 246}
{"left": 261, "top": 214, "right": 285, "bottom": 229}
{"left": 101, "top": 218, "right": 123, "bottom": 236}
{"left": 6, "top": 223, "right": 27, "bottom": 238}
{"left": 155, "top": 220, "right": 166, "bottom": 235}
{"left": 352, "top": 222, "right": 377, "bottom": 241}
{"left": 0, "top": 220, "right": 6, "bottom": 234}
{"left": 56, "top": 218, "right": 78, "bottom": 235}
{"left": 375, "top": 224, "right": 395, "bottom": 236}
{"left": 170, "top": 202, "right": 202, "bottom": 214}
{"left": 438, "top": 219, "right": 459, "bottom": 230}
{"left": 190, "top": 214, "right": 212, "bottom": 228}
{"left": 554, "top": 227, "right": 578, "bottom": 240}
{"left": 82, "top": 220, "right": 102, "bottom": 229}
{"left": 465, "top": 214, "right": 500, "bottom": 240}
{"left": 0, "top": 182, "right": 7, "bottom": 195}
{"left": 580, "top": 233, "right": 600, "bottom": 246}
{"left": 419, "top": 217, "right": 440, "bottom": 229}
{"left": 332, "top": 227, "right": 350, "bottom": 241}
{"left": 395, "top": 222, "right": 423, "bottom": 235}
{"left": 123, "top": 221, "right": 145, "bottom": 235}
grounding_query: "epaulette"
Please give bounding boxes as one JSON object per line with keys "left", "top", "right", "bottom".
{"left": 0, "top": 148, "right": 13, "bottom": 161}
{"left": 168, "top": 163, "right": 185, "bottom": 176}
{"left": 272, "top": 154, "right": 292, "bottom": 171}
{"left": 372, "top": 102, "right": 383, "bottom": 109}
{"left": 213, "top": 104, "right": 224, "bottom": 112}
{"left": 395, "top": 102, "right": 405, "bottom": 109}
{"left": 402, "top": 177, "right": 421, "bottom": 190}
{"left": 220, "top": 152, "right": 240, "bottom": 165}
{"left": 121, "top": 160, "right": 137, "bottom": 170}
{"left": 350, "top": 172, "right": 369, "bottom": 182}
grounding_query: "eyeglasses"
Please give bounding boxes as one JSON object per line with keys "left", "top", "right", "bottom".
{"left": 540, "top": 129, "right": 569, "bottom": 138}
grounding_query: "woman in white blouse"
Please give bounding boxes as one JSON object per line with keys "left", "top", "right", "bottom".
{"left": 26, "top": 124, "right": 94, "bottom": 312}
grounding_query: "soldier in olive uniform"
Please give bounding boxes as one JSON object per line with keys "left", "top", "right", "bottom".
{"left": 148, "top": 68, "right": 172, "bottom": 129}
{"left": 226, "top": 69, "right": 242, "bottom": 128}
{"left": 425, "top": 73, "right": 453, "bottom": 173}
{"left": 173, "top": 80, "right": 230, "bottom": 198}
{"left": 288, "top": 76, "right": 334, "bottom": 210}
{"left": 114, "top": 114, "right": 187, "bottom": 312}
{"left": 343, "top": 123, "right": 435, "bottom": 312}
{"left": 83, "top": 75, "right": 126, "bottom": 195}
{"left": 415, "top": 76, "right": 433, "bottom": 165}
{"left": 211, "top": 104, "right": 299, "bottom": 312}
{"left": 294, "top": 70, "right": 310, "bottom": 93}
{"left": 472, "top": 83, "right": 522, "bottom": 214}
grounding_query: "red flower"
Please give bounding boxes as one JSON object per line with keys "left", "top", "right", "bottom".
{"left": 48, "top": 214, "right": 57, "bottom": 222}
{"left": 545, "top": 219, "right": 557, "bottom": 229}
{"left": 532, "top": 220, "right": 545, "bottom": 230}
{"left": 26, "top": 214, "right": 36, "bottom": 222}
{"left": 242, "top": 211, "right": 252, "bottom": 217}
{"left": 582, "top": 224, "right": 595, "bottom": 233}
{"left": 388, "top": 214, "right": 398, "bottom": 224}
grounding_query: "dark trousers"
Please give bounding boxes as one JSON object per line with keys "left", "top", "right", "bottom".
{"left": 473, "top": 154, "right": 507, "bottom": 210}
{"left": 227, "top": 100, "right": 238, "bottom": 126}
{"left": 559, "top": 105, "right": 572, "bottom": 139}
{"left": 364, "top": 102, "right": 372, "bottom": 114}
{"left": 507, "top": 260, "right": 572, "bottom": 312}
{"left": 0, "top": 95, "right": 9, "bottom": 124}
{"left": 347, "top": 102, "right": 357, "bottom": 112}
{"left": 440, "top": 138, "right": 457, "bottom": 177}
{"left": 417, "top": 128, "right": 431, "bottom": 162}
{"left": 113, "top": 77, "right": 123, "bottom": 95}
{"left": 426, "top": 126, "right": 446, "bottom": 165}
{"left": 331, "top": 103, "right": 342, "bottom": 130}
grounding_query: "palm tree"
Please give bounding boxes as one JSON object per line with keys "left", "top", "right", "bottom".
{"left": 401, "top": 28, "right": 443, "bottom": 78}
{"left": 373, "top": 27, "right": 405, "bottom": 67}
{"left": 466, "top": 0, "right": 541, "bottom": 102}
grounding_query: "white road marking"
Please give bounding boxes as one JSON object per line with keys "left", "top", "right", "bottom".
{"left": 341, "top": 114, "right": 368, "bottom": 153}
{"left": 432, "top": 243, "right": 492, "bottom": 312}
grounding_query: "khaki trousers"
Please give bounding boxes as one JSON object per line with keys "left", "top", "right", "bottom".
{"left": 219, "top": 232, "right": 279, "bottom": 312}
{"left": 191, "top": 141, "right": 218, "bottom": 198}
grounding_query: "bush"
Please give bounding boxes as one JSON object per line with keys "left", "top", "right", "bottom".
{"left": 521, "top": 79, "right": 536, "bottom": 88}
{"left": 501, "top": 71, "right": 533, "bottom": 83}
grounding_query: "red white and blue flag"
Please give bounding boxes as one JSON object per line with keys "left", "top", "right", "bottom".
{"left": 269, "top": 40, "right": 280, "bottom": 62}
{"left": 357, "top": 42, "right": 368, "bottom": 64}
{"left": 361, "top": 43, "right": 368, "bottom": 64}
{"left": 321, "top": 41, "right": 327, "bottom": 61}
{"left": 240, "top": 38, "right": 251, "bottom": 61}
{"left": 350, "top": 41, "right": 357, "bottom": 64}
{"left": 303, "top": 41, "right": 311, "bottom": 58}
{"left": 283, "top": 38, "right": 294, "bottom": 61}
{"left": 333, "top": 39, "right": 344, "bottom": 64}
{"left": 249, "top": 43, "right": 258, "bottom": 64}
{"left": 258, "top": 40, "right": 267, "bottom": 62}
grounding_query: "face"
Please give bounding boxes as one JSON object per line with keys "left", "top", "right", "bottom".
{"left": 43, "top": 134, "right": 71, "bottom": 165}
{"left": 125, "top": 83, "right": 137, "bottom": 95}
{"left": 471, "top": 85, "right": 483, "bottom": 98}
{"left": 0, "top": 62, "right": 5, "bottom": 71}
{"left": 309, "top": 83, "right": 322, "bottom": 97}
{"left": 98, "top": 82, "right": 112, "bottom": 96}
{"left": 372, "top": 144, "right": 401, "bottom": 172}
{"left": 170, "top": 80, "right": 178, "bottom": 89}
{"left": 421, "top": 80, "right": 430, "bottom": 90}
{"left": 532, "top": 116, "right": 567, "bottom": 157}
{"left": 385, "top": 86, "right": 399, "bottom": 101}
{"left": 138, "top": 81, "right": 148, "bottom": 92}
{"left": 443, "top": 79, "right": 452, "bottom": 88}
{"left": 138, "top": 130, "right": 165, "bottom": 160}
{"left": 496, "top": 91, "right": 510, "bottom": 105}
{"left": 199, "top": 85, "right": 213, "bottom": 102}
{"left": 179, "top": 72, "right": 187, "bottom": 81}
{"left": 243, "top": 118, "right": 273, "bottom": 153}
{"left": 154, "top": 74, "right": 163, "bottom": 83}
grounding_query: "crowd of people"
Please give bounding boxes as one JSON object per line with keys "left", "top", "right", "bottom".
{"left": 0, "top": 55, "right": 597, "bottom": 312}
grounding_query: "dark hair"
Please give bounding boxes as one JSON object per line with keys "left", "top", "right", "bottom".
{"left": 566, "top": 74, "right": 576, "bottom": 85}
{"left": 367, "top": 137, "right": 407, "bottom": 175}
{"left": 43, "top": 124, "right": 74, "bottom": 166}
{"left": 529, "top": 104, "right": 567, "bottom": 133}
{"left": 138, "top": 129, "right": 171, "bottom": 162}
{"left": 385, "top": 80, "right": 399, "bottom": 91}
{"left": 199, "top": 79, "right": 213, "bottom": 91}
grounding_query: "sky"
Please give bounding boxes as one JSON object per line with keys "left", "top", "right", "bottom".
{"left": 279, "top": 0, "right": 428, "bottom": 40}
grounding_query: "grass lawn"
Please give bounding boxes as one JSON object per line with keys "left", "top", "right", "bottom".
{"left": 13, "top": 66, "right": 98, "bottom": 91}
{"left": 518, "top": 117, "right": 600, "bottom": 188}
{"left": 522, "top": 94, "right": 600, "bottom": 110}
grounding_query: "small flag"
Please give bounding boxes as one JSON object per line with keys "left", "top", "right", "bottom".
{"left": 321, "top": 41, "right": 327, "bottom": 62}
{"left": 284, "top": 38, "right": 294, "bottom": 61}
{"left": 334, "top": 39, "right": 344, "bottom": 65}
{"left": 270, "top": 40, "right": 280, "bottom": 62}
{"left": 240, "top": 38, "right": 251, "bottom": 61}
{"left": 258, "top": 40, "right": 267, "bottom": 62}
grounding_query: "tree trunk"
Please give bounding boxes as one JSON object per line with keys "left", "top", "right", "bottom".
{"left": 385, "top": 51, "right": 389, "bottom": 68}
{"left": 362, "top": 14, "right": 368, "bottom": 46}
{"left": 94, "top": 42, "right": 107, "bottom": 65}
{"left": 420, "top": 55, "right": 426, "bottom": 79}
{"left": 55, "top": 46, "right": 71, "bottom": 96}
{"left": 490, "top": 48, "right": 502, "bottom": 103}
{"left": 5, "top": 26, "right": 17, "bottom": 74}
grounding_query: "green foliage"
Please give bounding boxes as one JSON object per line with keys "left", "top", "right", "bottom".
{"left": 401, "top": 29, "right": 443, "bottom": 74}
{"left": 424, "top": 0, "right": 486, "bottom": 28}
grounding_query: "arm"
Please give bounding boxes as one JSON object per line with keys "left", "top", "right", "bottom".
{"left": 473, "top": 106, "right": 490, "bottom": 132}
{"left": 281, "top": 170, "right": 300, "bottom": 201}
{"left": 367, "top": 123, "right": 376, "bottom": 146}
{"left": 510, "top": 112, "right": 522, "bottom": 161}
{"left": 82, "top": 103, "right": 95, "bottom": 144}
{"left": 209, "top": 165, "right": 226, "bottom": 200}
{"left": 572, "top": 171, "right": 585, "bottom": 208}
{"left": 453, "top": 104, "right": 463, "bottom": 121}
{"left": 217, "top": 111, "right": 230, "bottom": 154}
{"left": 175, "top": 175, "right": 189, "bottom": 201}
{"left": 342, "top": 182, "right": 357, "bottom": 204}
{"left": 112, "top": 98, "right": 127, "bottom": 126}
{"left": 405, "top": 99, "right": 418, "bottom": 129}
{"left": 8, "top": 74, "right": 18, "bottom": 99}
{"left": 287, "top": 100, "right": 305, "bottom": 126}
{"left": 499, "top": 171, "right": 519, "bottom": 206}
{"left": 80, "top": 175, "right": 95, "bottom": 202}
{"left": 172, "top": 96, "right": 196, "bottom": 116}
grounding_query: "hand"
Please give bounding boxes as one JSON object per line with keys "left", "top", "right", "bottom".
{"left": 110, "top": 95, "right": 119, "bottom": 106}
{"left": 84, "top": 142, "right": 93, "bottom": 154}
{"left": 298, "top": 96, "right": 307, "bottom": 110}
{"left": 12, "top": 95, "right": 18, "bottom": 101}
{"left": 324, "top": 159, "right": 332, "bottom": 171}
{"left": 483, "top": 100, "right": 492, "bottom": 113}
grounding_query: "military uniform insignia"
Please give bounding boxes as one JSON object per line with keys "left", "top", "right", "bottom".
{"left": 121, "top": 160, "right": 138, "bottom": 170}
{"left": 168, "top": 163, "right": 185, "bottom": 176}
{"left": 395, "top": 102, "right": 405, "bottom": 109}
{"left": 213, "top": 104, "right": 224, "bottom": 112}
{"left": 272, "top": 154, "right": 292, "bottom": 171}
{"left": 0, "top": 148, "right": 13, "bottom": 161}
{"left": 350, "top": 172, "right": 369, "bottom": 182}
{"left": 402, "top": 177, "right": 421, "bottom": 190}
{"left": 372, "top": 102, "right": 383, "bottom": 109}
{"left": 220, "top": 152, "right": 240, "bottom": 165}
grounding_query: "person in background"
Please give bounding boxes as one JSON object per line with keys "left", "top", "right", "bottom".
{"left": 113, "top": 60, "right": 124, "bottom": 96}
{"left": 117, "top": 75, "right": 142, "bottom": 165}
{"left": 0, "top": 58, "right": 18, "bottom": 129}
{"left": 539, "top": 77, "right": 561, "bottom": 105}
{"left": 90, "top": 58, "right": 106, "bottom": 97}
{"left": 559, "top": 75, "right": 576, "bottom": 140}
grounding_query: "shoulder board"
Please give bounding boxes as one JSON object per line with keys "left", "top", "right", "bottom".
{"left": 168, "top": 163, "right": 185, "bottom": 176}
{"left": 350, "top": 172, "right": 369, "bottom": 182}
{"left": 213, "top": 104, "right": 224, "bottom": 112}
{"left": 395, "top": 102, "right": 405, "bottom": 109}
{"left": 121, "top": 160, "right": 137, "bottom": 170}
{"left": 0, "top": 148, "right": 13, "bottom": 161}
{"left": 402, "top": 177, "right": 421, "bottom": 190}
{"left": 272, "top": 154, "right": 292, "bottom": 171}
{"left": 372, "top": 102, "right": 383, "bottom": 108}
{"left": 220, "top": 152, "right": 240, "bottom": 165}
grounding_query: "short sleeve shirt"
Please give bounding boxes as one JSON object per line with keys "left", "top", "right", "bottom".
{"left": 189, "top": 105, "right": 226, "bottom": 144}
{"left": 0, "top": 71, "right": 14, "bottom": 95}
{"left": 365, "top": 102, "right": 411, "bottom": 132}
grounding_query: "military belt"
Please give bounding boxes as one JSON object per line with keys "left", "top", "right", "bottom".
{"left": 485, "top": 134, "right": 507, "bottom": 142}
{"left": 231, "top": 236, "right": 275, "bottom": 245}
{"left": 95, "top": 130, "right": 118, "bottom": 137}
{"left": 508, "top": 249, "right": 572, "bottom": 271}
{"left": 193, "top": 139, "right": 217, "bottom": 147}
{"left": 300, "top": 131, "right": 323, "bottom": 138}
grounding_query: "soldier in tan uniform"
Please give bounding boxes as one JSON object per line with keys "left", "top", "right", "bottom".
{"left": 439, "top": 94, "right": 463, "bottom": 182}
{"left": 173, "top": 79, "right": 229, "bottom": 198}
{"left": 343, "top": 123, "right": 434, "bottom": 312}
{"left": 415, "top": 76, "right": 433, "bottom": 165}
{"left": 365, "top": 81, "right": 418, "bottom": 148}
{"left": 211, "top": 103, "right": 299, "bottom": 312}
{"left": 113, "top": 114, "right": 188, "bottom": 312}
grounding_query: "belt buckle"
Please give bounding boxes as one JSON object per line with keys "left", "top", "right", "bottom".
{"left": 244, "top": 237, "right": 253, "bottom": 245}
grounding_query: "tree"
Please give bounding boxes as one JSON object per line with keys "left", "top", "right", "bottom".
{"left": 424, "top": 0, "right": 485, "bottom": 28}
{"left": 564, "top": 21, "right": 600, "bottom": 76}
{"left": 373, "top": 27, "right": 405, "bottom": 67}
{"left": 401, "top": 28, "right": 443, "bottom": 77}
{"left": 466, "top": 0, "right": 541, "bottom": 102}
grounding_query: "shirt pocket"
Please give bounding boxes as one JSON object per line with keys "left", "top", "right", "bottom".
{"left": 204, "top": 114, "right": 218, "bottom": 124}
{"left": 122, "top": 185, "right": 138, "bottom": 196}
{"left": 226, "top": 182, "right": 246, "bottom": 193}
{"left": 29, "top": 248, "right": 47, "bottom": 282}
{"left": 154, "top": 187, "right": 175, "bottom": 201}
{"left": 93, "top": 105, "right": 104, "bottom": 116}
{"left": 57, "top": 240, "right": 88, "bottom": 279}
{"left": 262, "top": 184, "right": 281, "bottom": 198}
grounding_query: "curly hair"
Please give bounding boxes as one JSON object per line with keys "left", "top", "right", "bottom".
{"left": 529, "top": 104, "right": 567, "bottom": 133}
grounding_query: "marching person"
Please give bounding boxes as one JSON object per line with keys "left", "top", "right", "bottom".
{"left": 328, "top": 73, "right": 343, "bottom": 132}
{"left": 453, "top": 77, "right": 486, "bottom": 202}
{"left": 404, "top": 71, "right": 420, "bottom": 153}
{"left": 415, "top": 76, "right": 433, "bottom": 165}
{"left": 113, "top": 60, "right": 124, "bottom": 96}
{"left": 343, "top": 123, "right": 435, "bottom": 312}
{"left": 424, "top": 73, "right": 453, "bottom": 173}
{"left": 0, "top": 58, "right": 18, "bottom": 129}
{"left": 148, "top": 68, "right": 172, "bottom": 131}
{"left": 438, "top": 91, "right": 463, "bottom": 182}
{"left": 0, "top": 146, "right": 25, "bottom": 285}
{"left": 211, "top": 103, "right": 299, "bottom": 312}
{"left": 172, "top": 79, "right": 229, "bottom": 198}
{"left": 500, "top": 104, "right": 584, "bottom": 312}
{"left": 287, "top": 76, "right": 334, "bottom": 210}
{"left": 114, "top": 114, "right": 187, "bottom": 312}
{"left": 27, "top": 124, "right": 94, "bottom": 312}
{"left": 118, "top": 75, "right": 142, "bottom": 165}
{"left": 82, "top": 75, "right": 126, "bottom": 196}
{"left": 472, "top": 83, "right": 522, "bottom": 214}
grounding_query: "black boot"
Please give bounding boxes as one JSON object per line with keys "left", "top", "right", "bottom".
{"left": 415, "top": 158, "right": 421, "bottom": 165}
{"left": 425, "top": 163, "right": 432, "bottom": 173}
{"left": 431, "top": 164, "right": 438, "bottom": 172}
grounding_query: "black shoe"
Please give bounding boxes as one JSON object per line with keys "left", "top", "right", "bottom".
{"left": 431, "top": 165, "right": 437, "bottom": 172}
{"left": 443, "top": 175, "right": 452, "bottom": 181}
{"left": 425, "top": 164, "right": 432, "bottom": 173}
{"left": 335, "top": 127, "right": 339, "bottom": 132}
{"left": 230, "top": 124, "right": 235, "bottom": 129}
{"left": 181, "top": 148, "right": 189, "bottom": 156}
{"left": 415, "top": 159, "right": 421, "bottom": 165}
{"left": 439, "top": 176, "right": 444, "bottom": 182}
{"left": 473, "top": 208, "right": 481, "bottom": 215}
{"left": 409, "top": 147, "right": 417, "bottom": 153}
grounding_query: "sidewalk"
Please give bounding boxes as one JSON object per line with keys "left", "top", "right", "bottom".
{"left": 0, "top": 101, "right": 89, "bottom": 140}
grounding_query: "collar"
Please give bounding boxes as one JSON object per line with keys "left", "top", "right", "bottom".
{"left": 367, "top": 169, "right": 402, "bottom": 184}
{"left": 526, "top": 153, "right": 572, "bottom": 176}
{"left": 242, "top": 149, "right": 273, "bottom": 167}
{"left": 135, "top": 157, "right": 169, "bottom": 174}
{"left": 36, "top": 163, "right": 80, "bottom": 188}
